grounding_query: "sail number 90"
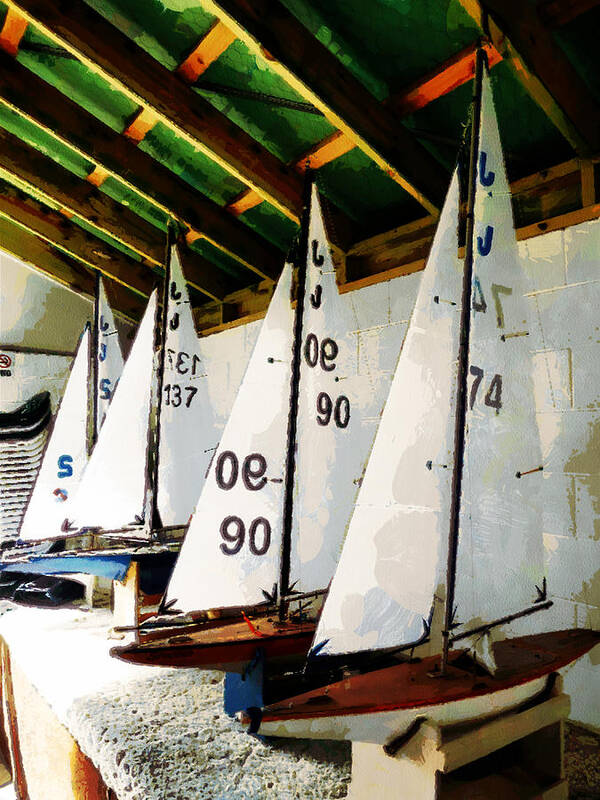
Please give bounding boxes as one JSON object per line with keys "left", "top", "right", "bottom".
{"left": 220, "top": 515, "right": 271, "bottom": 556}
{"left": 317, "top": 392, "right": 350, "bottom": 428}
{"left": 304, "top": 333, "right": 338, "bottom": 371}
{"left": 215, "top": 451, "right": 267, "bottom": 491}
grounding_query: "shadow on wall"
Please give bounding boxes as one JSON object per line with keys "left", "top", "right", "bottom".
{"left": 0, "top": 250, "right": 90, "bottom": 352}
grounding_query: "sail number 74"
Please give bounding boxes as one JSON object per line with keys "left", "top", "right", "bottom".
{"left": 469, "top": 366, "right": 502, "bottom": 413}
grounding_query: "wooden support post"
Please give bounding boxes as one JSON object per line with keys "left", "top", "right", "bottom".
{"left": 580, "top": 160, "right": 596, "bottom": 207}
{"left": 112, "top": 562, "right": 140, "bottom": 629}
{"left": 349, "top": 678, "right": 569, "bottom": 800}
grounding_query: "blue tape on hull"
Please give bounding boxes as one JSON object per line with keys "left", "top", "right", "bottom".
{"left": 0, "top": 555, "right": 132, "bottom": 581}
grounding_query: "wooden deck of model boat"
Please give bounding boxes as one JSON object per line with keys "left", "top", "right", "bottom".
{"left": 111, "top": 614, "right": 317, "bottom": 672}
{"left": 242, "top": 629, "right": 599, "bottom": 743}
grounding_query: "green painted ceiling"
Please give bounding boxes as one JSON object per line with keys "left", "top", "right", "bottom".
{"left": 0, "top": 0, "right": 596, "bottom": 303}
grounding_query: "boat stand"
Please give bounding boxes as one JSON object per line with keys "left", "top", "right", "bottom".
{"left": 223, "top": 647, "right": 265, "bottom": 718}
{"left": 349, "top": 674, "right": 570, "bottom": 800}
{"left": 112, "top": 561, "right": 140, "bottom": 628}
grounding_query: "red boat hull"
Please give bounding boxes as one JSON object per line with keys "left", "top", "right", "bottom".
{"left": 111, "top": 613, "right": 316, "bottom": 673}
{"left": 244, "top": 629, "right": 600, "bottom": 743}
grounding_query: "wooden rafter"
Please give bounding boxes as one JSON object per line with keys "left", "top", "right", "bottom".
{"left": 537, "top": 0, "right": 600, "bottom": 28}
{"left": 0, "top": 213, "right": 145, "bottom": 321}
{"left": 4, "top": 0, "right": 303, "bottom": 221}
{"left": 0, "top": 7, "right": 27, "bottom": 55}
{"left": 0, "top": 126, "right": 230, "bottom": 300}
{"left": 290, "top": 41, "right": 502, "bottom": 176}
{"left": 458, "top": 0, "right": 600, "bottom": 155}
{"left": 122, "top": 108, "right": 160, "bottom": 145}
{"left": 0, "top": 179, "right": 156, "bottom": 297}
{"left": 195, "top": 155, "right": 600, "bottom": 331}
{"left": 0, "top": 50, "right": 282, "bottom": 284}
{"left": 225, "top": 188, "right": 264, "bottom": 217}
{"left": 200, "top": 0, "right": 448, "bottom": 214}
{"left": 176, "top": 19, "right": 236, "bottom": 83}
{"left": 294, "top": 131, "right": 355, "bottom": 173}
{"left": 389, "top": 41, "right": 502, "bottom": 116}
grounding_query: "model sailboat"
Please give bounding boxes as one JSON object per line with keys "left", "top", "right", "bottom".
{"left": 112, "top": 180, "right": 369, "bottom": 672}
{"left": 236, "top": 53, "right": 599, "bottom": 743}
{"left": 4, "top": 237, "right": 217, "bottom": 577}
{"left": 15, "top": 277, "right": 123, "bottom": 546}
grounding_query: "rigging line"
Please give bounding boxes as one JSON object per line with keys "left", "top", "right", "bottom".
{"left": 440, "top": 47, "right": 486, "bottom": 677}
{"left": 279, "top": 170, "right": 313, "bottom": 621}
{"left": 193, "top": 81, "right": 324, "bottom": 115}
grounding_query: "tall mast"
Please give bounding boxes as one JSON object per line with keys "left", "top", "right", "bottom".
{"left": 440, "top": 47, "right": 486, "bottom": 675}
{"left": 88, "top": 271, "right": 101, "bottom": 456}
{"left": 143, "top": 222, "right": 173, "bottom": 538}
{"left": 279, "top": 171, "right": 313, "bottom": 618}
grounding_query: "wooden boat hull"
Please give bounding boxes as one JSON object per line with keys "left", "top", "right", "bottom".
{"left": 111, "top": 614, "right": 317, "bottom": 673}
{"left": 241, "top": 629, "right": 599, "bottom": 744}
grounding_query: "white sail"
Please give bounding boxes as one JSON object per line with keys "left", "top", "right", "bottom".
{"left": 19, "top": 327, "right": 91, "bottom": 542}
{"left": 66, "top": 291, "right": 158, "bottom": 533}
{"left": 165, "top": 265, "right": 294, "bottom": 611}
{"left": 96, "top": 278, "right": 124, "bottom": 432}
{"left": 157, "top": 245, "right": 217, "bottom": 526}
{"left": 454, "top": 70, "right": 545, "bottom": 629}
{"left": 290, "top": 185, "right": 363, "bottom": 594}
{"left": 311, "top": 172, "right": 463, "bottom": 657}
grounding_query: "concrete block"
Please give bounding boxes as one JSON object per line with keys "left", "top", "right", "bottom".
{"left": 564, "top": 217, "right": 600, "bottom": 285}
{"left": 349, "top": 281, "right": 389, "bottom": 330}
{"left": 532, "top": 349, "right": 573, "bottom": 412}
{"left": 541, "top": 472, "right": 576, "bottom": 537}
{"left": 543, "top": 533, "right": 597, "bottom": 606}
{"left": 571, "top": 343, "right": 600, "bottom": 411}
{"left": 537, "top": 410, "right": 600, "bottom": 475}
{"left": 520, "top": 230, "right": 566, "bottom": 293}
{"left": 388, "top": 271, "right": 421, "bottom": 324}
{"left": 574, "top": 475, "right": 600, "bottom": 541}
{"left": 527, "top": 282, "right": 600, "bottom": 351}
{"left": 563, "top": 658, "right": 600, "bottom": 730}
{"left": 357, "top": 323, "right": 405, "bottom": 377}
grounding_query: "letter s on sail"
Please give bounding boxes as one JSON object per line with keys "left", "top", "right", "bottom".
{"left": 57, "top": 454, "right": 73, "bottom": 478}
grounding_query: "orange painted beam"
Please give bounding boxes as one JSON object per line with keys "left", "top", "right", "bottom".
{"left": 86, "top": 165, "right": 110, "bottom": 188}
{"left": 176, "top": 19, "right": 236, "bottom": 83}
{"left": 123, "top": 107, "right": 160, "bottom": 144}
{"left": 294, "top": 130, "right": 355, "bottom": 173}
{"left": 226, "top": 187, "right": 263, "bottom": 217}
{"left": 0, "top": 7, "right": 28, "bottom": 56}
{"left": 286, "top": 42, "right": 502, "bottom": 182}
{"left": 122, "top": 22, "right": 235, "bottom": 148}
{"left": 392, "top": 41, "right": 502, "bottom": 116}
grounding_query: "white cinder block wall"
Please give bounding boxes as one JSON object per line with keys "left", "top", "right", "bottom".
{"left": 1, "top": 218, "right": 599, "bottom": 728}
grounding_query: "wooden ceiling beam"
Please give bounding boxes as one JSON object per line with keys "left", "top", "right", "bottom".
{"left": 0, "top": 126, "right": 230, "bottom": 301}
{"left": 290, "top": 41, "right": 502, "bottom": 177}
{"left": 293, "top": 131, "right": 355, "bottom": 173}
{"left": 0, "top": 213, "right": 145, "bottom": 322}
{"left": 458, "top": 0, "right": 600, "bottom": 154}
{"left": 176, "top": 19, "right": 236, "bottom": 83}
{"left": 4, "top": 0, "right": 303, "bottom": 221}
{"left": 0, "top": 7, "right": 27, "bottom": 55}
{"left": 201, "top": 0, "right": 448, "bottom": 214}
{"left": 0, "top": 178, "right": 157, "bottom": 297}
{"left": 537, "top": 0, "right": 600, "bottom": 28}
{"left": 195, "top": 155, "right": 600, "bottom": 331}
{"left": 389, "top": 40, "right": 503, "bottom": 116}
{"left": 0, "top": 51, "right": 281, "bottom": 285}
